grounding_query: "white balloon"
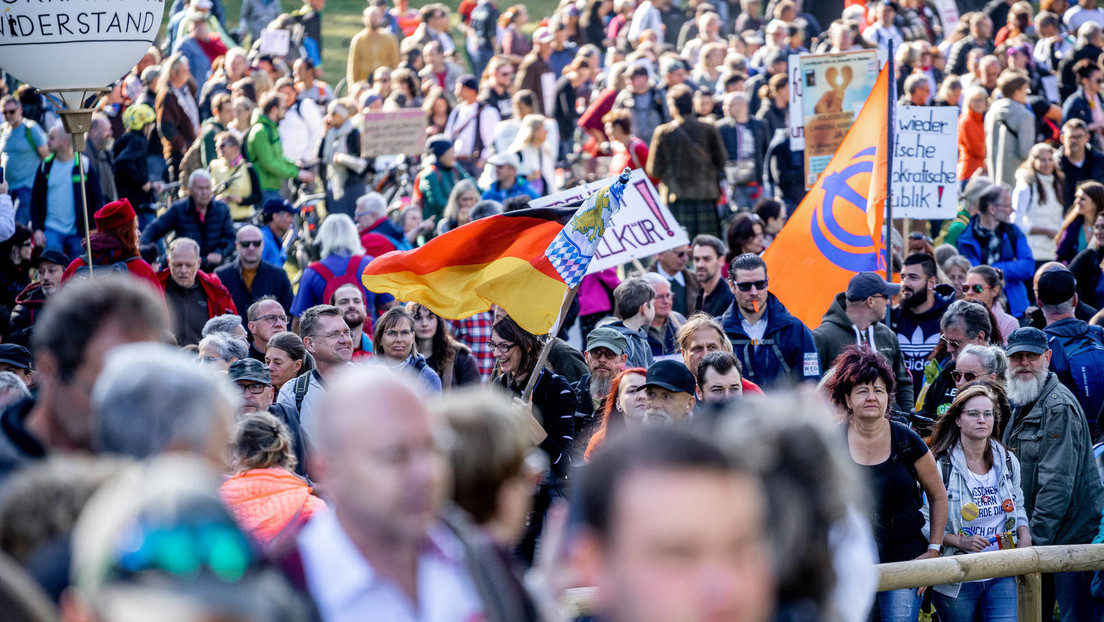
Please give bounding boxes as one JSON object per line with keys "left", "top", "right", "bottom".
{"left": 0, "top": 0, "right": 164, "bottom": 104}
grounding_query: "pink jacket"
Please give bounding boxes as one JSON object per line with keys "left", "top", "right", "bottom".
{"left": 578, "top": 268, "right": 621, "bottom": 316}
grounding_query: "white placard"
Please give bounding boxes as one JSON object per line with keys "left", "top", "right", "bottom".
{"left": 530, "top": 169, "right": 690, "bottom": 273}
{"left": 259, "top": 29, "right": 291, "bottom": 57}
{"left": 892, "top": 106, "right": 959, "bottom": 219}
{"left": 788, "top": 54, "right": 805, "bottom": 151}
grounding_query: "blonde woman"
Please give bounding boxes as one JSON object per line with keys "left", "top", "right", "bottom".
{"left": 1012, "top": 143, "right": 1064, "bottom": 263}
{"left": 507, "top": 114, "right": 558, "bottom": 197}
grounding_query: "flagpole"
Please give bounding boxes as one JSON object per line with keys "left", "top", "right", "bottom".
{"left": 885, "top": 39, "right": 896, "bottom": 325}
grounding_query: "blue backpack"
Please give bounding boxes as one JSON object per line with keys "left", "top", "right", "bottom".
{"left": 1047, "top": 323, "right": 1104, "bottom": 435}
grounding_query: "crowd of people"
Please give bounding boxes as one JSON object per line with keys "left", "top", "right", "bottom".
{"left": 2, "top": 0, "right": 1104, "bottom": 619}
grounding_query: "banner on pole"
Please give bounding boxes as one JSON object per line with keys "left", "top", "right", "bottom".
{"left": 361, "top": 110, "right": 428, "bottom": 157}
{"left": 892, "top": 106, "right": 958, "bottom": 219}
{"left": 531, "top": 169, "right": 690, "bottom": 273}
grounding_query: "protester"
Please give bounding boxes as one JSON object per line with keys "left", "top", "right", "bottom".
{"left": 691, "top": 234, "right": 735, "bottom": 316}
{"left": 370, "top": 306, "right": 443, "bottom": 392}
{"left": 141, "top": 169, "right": 237, "bottom": 272}
{"left": 8, "top": 250, "right": 69, "bottom": 346}
{"left": 893, "top": 253, "right": 956, "bottom": 396}
{"left": 264, "top": 330, "right": 308, "bottom": 392}
{"left": 275, "top": 304, "right": 353, "bottom": 434}
{"left": 158, "top": 237, "right": 237, "bottom": 346}
{"left": 914, "top": 300, "right": 994, "bottom": 422}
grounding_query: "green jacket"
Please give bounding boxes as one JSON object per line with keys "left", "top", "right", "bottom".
{"left": 246, "top": 115, "right": 299, "bottom": 191}
{"left": 936, "top": 208, "right": 970, "bottom": 247}
{"left": 199, "top": 119, "right": 226, "bottom": 168}
{"left": 416, "top": 163, "right": 471, "bottom": 220}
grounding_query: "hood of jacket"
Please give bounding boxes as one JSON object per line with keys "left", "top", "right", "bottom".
{"left": 1043, "top": 316, "right": 1092, "bottom": 341}
{"left": 990, "top": 97, "right": 1033, "bottom": 127}
{"left": 720, "top": 293, "right": 796, "bottom": 337}
{"left": 819, "top": 292, "right": 897, "bottom": 348}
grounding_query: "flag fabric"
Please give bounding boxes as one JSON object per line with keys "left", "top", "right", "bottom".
{"left": 762, "top": 62, "right": 891, "bottom": 330}
{"left": 362, "top": 172, "right": 629, "bottom": 334}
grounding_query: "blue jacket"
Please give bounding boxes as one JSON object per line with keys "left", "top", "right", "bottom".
{"left": 260, "top": 224, "right": 285, "bottom": 267}
{"left": 214, "top": 258, "right": 295, "bottom": 324}
{"left": 140, "top": 197, "right": 237, "bottom": 267}
{"left": 1062, "top": 88, "right": 1104, "bottom": 129}
{"left": 721, "top": 293, "right": 821, "bottom": 388}
{"left": 955, "top": 216, "right": 1035, "bottom": 317}
{"left": 482, "top": 178, "right": 537, "bottom": 203}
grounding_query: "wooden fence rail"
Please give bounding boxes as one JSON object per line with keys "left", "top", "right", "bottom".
{"left": 561, "top": 544, "right": 1104, "bottom": 620}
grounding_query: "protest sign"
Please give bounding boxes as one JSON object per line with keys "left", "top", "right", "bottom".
{"left": 531, "top": 169, "right": 690, "bottom": 273}
{"left": 931, "top": 0, "right": 960, "bottom": 33}
{"left": 892, "top": 106, "right": 958, "bottom": 219}
{"left": 797, "top": 50, "right": 879, "bottom": 188}
{"left": 259, "top": 29, "right": 291, "bottom": 57}
{"left": 361, "top": 110, "right": 428, "bottom": 157}
{"left": 788, "top": 54, "right": 805, "bottom": 151}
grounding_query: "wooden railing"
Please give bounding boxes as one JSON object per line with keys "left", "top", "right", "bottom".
{"left": 561, "top": 544, "right": 1104, "bottom": 620}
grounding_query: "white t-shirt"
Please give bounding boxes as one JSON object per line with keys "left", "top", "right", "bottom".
{"left": 960, "top": 468, "right": 1005, "bottom": 554}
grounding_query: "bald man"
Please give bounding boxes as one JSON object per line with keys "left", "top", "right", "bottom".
{"left": 215, "top": 224, "right": 294, "bottom": 324}
{"left": 297, "top": 368, "right": 487, "bottom": 620}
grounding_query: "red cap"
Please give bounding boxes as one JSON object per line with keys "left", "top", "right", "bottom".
{"left": 94, "top": 199, "right": 137, "bottom": 231}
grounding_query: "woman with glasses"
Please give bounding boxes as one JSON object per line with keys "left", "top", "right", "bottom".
{"left": 208, "top": 131, "right": 262, "bottom": 222}
{"left": 490, "top": 314, "right": 576, "bottom": 563}
{"left": 824, "top": 345, "right": 948, "bottom": 622}
{"left": 922, "top": 382, "right": 1030, "bottom": 622}
{"left": 964, "top": 266, "right": 1017, "bottom": 343}
{"left": 1069, "top": 212, "right": 1104, "bottom": 309}
{"left": 219, "top": 411, "right": 327, "bottom": 547}
{"left": 1056, "top": 180, "right": 1104, "bottom": 264}
{"left": 941, "top": 255, "right": 971, "bottom": 300}
{"left": 370, "top": 306, "right": 442, "bottom": 392}
{"left": 407, "top": 302, "right": 479, "bottom": 389}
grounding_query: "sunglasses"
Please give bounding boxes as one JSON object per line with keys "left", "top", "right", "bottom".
{"left": 951, "top": 370, "right": 978, "bottom": 383}
{"left": 734, "top": 279, "right": 768, "bottom": 292}
{"left": 967, "top": 283, "right": 989, "bottom": 294}
{"left": 941, "top": 335, "right": 963, "bottom": 350}
{"left": 237, "top": 239, "right": 263, "bottom": 247}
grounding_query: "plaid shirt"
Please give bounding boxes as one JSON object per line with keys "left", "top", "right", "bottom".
{"left": 448, "top": 311, "right": 495, "bottom": 382}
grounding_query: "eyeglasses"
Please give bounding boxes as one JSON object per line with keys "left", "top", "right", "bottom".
{"left": 962, "top": 409, "right": 996, "bottom": 420}
{"left": 315, "top": 329, "right": 353, "bottom": 340}
{"left": 236, "top": 382, "right": 269, "bottom": 394}
{"left": 1009, "top": 351, "right": 1043, "bottom": 362}
{"left": 587, "top": 348, "right": 622, "bottom": 360}
{"left": 941, "top": 335, "right": 963, "bottom": 350}
{"left": 237, "top": 239, "right": 263, "bottom": 247}
{"left": 254, "top": 313, "right": 288, "bottom": 324}
{"left": 1, "top": 109, "right": 16, "bottom": 116}
{"left": 199, "top": 356, "right": 222, "bottom": 364}
{"left": 384, "top": 329, "right": 414, "bottom": 339}
{"left": 733, "top": 279, "right": 768, "bottom": 292}
{"left": 1094, "top": 224, "right": 1104, "bottom": 232}
{"left": 951, "top": 370, "right": 979, "bottom": 383}
{"left": 488, "top": 340, "right": 516, "bottom": 354}
{"left": 967, "top": 283, "right": 990, "bottom": 294}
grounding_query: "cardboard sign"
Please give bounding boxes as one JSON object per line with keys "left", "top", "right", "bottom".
{"left": 799, "top": 50, "right": 880, "bottom": 189}
{"left": 361, "top": 110, "right": 428, "bottom": 157}
{"left": 892, "top": 106, "right": 959, "bottom": 219}
{"left": 259, "top": 29, "right": 290, "bottom": 57}
{"left": 530, "top": 169, "right": 690, "bottom": 273}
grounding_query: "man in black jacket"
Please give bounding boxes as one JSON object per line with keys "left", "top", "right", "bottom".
{"left": 215, "top": 225, "right": 294, "bottom": 324}
{"left": 140, "top": 169, "right": 235, "bottom": 272}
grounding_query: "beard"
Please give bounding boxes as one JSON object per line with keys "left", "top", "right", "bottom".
{"left": 642, "top": 408, "right": 675, "bottom": 425}
{"left": 343, "top": 310, "right": 366, "bottom": 330}
{"left": 1006, "top": 366, "right": 1048, "bottom": 406}
{"left": 901, "top": 287, "right": 929, "bottom": 309}
{"left": 589, "top": 375, "right": 612, "bottom": 402}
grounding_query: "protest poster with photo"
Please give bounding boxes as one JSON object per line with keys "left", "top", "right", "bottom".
{"left": 797, "top": 50, "right": 879, "bottom": 189}
{"left": 531, "top": 169, "right": 689, "bottom": 273}
{"left": 892, "top": 106, "right": 959, "bottom": 219}
{"left": 361, "top": 110, "right": 428, "bottom": 157}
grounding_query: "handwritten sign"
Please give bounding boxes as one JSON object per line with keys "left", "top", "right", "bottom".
{"left": 531, "top": 169, "right": 690, "bottom": 273}
{"left": 892, "top": 106, "right": 958, "bottom": 219}
{"left": 799, "top": 50, "right": 879, "bottom": 188}
{"left": 361, "top": 110, "right": 428, "bottom": 157}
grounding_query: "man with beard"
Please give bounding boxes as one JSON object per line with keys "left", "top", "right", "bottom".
{"left": 642, "top": 272, "right": 686, "bottom": 357}
{"left": 893, "top": 253, "right": 955, "bottom": 397}
{"left": 640, "top": 359, "right": 698, "bottom": 424}
{"left": 331, "top": 283, "right": 373, "bottom": 361}
{"left": 1002, "top": 327, "right": 1104, "bottom": 621}
{"left": 572, "top": 327, "right": 628, "bottom": 439}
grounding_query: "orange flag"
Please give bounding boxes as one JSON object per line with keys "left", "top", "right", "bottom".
{"left": 763, "top": 63, "right": 891, "bottom": 330}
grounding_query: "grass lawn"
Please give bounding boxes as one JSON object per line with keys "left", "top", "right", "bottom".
{"left": 213, "top": 0, "right": 562, "bottom": 86}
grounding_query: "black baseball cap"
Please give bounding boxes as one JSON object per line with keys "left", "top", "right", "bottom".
{"left": 846, "top": 272, "right": 900, "bottom": 301}
{"left": 33, "top": 249, "right": 70, "bottom": 269}
{"left": 1036, "top": 269, "right": 1077, "bottom": 306}
{"left": 261, "top": 198, "right": 299, "bottom": 216}
{"left": 640, "top": 360, "right": 697, "bottom": 395}
{"left": 227, "top": 359, "right": 271, "bottom": 384}
{"left": 0, "top": 344, "right": 32, "bottom": 371}
{"left": 1006, "top": 327, "right": 1050, "bottom": 356}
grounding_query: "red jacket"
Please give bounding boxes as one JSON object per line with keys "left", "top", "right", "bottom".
{"left": 155, "top": 268, "right": 237, "bottom": 319}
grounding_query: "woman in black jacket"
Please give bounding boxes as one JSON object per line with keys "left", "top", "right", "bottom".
{"left": 114, "top": 103, "right": 157, "bottom": 229}
{"left": 1069, "top": 212, "right": 1104, "bottom": 309}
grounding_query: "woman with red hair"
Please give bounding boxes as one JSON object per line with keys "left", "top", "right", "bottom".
{"left": 62, "top": 198, "right": 160, "bottom": 292}
{"left": 584, "top": 366, "right": 647, "bottom": 461}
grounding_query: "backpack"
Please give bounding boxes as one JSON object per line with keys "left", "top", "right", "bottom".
{"left": 72, "top": 257, "right": 138, "bottom": 279}
{"left": 293, "top": 370, "right": 314, "bottom": 414}
{"left": 1046, "top": 323, "right": 1104, "bottom": 429}
{"left": 308, "top": 255, "right": 366, "bottom": 306}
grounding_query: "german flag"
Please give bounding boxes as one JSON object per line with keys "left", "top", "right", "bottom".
{"left": 362, "top": 172, "right": 628, "bottom": 334}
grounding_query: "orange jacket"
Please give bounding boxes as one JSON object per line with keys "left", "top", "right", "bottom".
{"left": 958, "top": 109, "right": 986, "bottom": 181}
{"left": 219, "top": 467, "right": 326, "bottom": 545}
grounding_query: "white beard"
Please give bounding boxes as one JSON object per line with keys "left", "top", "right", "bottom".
{"left": 589, "top": 375, "right": 612, "bottom": 402}
{"left": 1006, "top": 367, "right": 1047, "bottom": 406}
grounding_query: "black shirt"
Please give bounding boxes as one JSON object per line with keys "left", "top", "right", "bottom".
{"left": 696, "top": 279, "right": 735, "bottom": 318}
{"left": 166, "top": 279, "right": 210, "bottom": 347}
{"left": 855, "top": 421, "right": 931, "bottom": 563}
